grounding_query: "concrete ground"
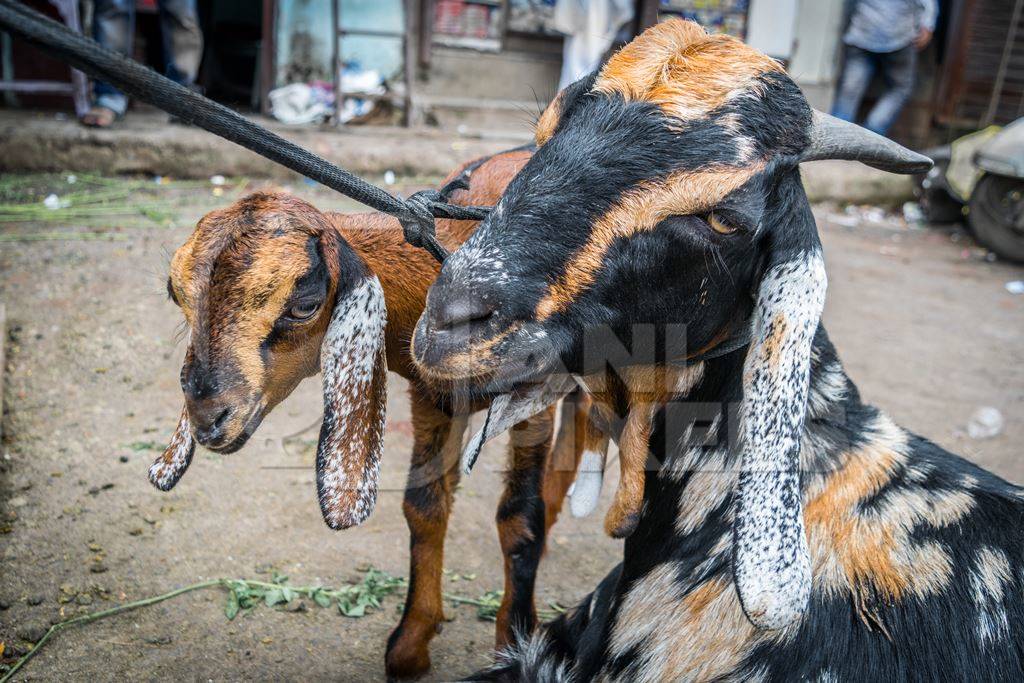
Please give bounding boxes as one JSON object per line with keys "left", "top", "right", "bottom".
{"left": 0, "top": 174, "right": 1022, "bottom": 681}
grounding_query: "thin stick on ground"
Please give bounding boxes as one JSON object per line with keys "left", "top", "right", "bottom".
{"left": 0, "top": 569, "right": 550, "bottom": 682}
{"left": 0, "top": 579, "right": 224, "bottom": 683}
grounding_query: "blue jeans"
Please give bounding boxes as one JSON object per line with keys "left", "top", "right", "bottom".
{"left": 830, "top": 44, "right": 916, "bottom": 137}
{"left": 93, "top": 0, "right": 202, "bottom": 116}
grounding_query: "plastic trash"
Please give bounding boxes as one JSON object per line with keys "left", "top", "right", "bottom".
{"left": 269, "top": 83, "right": 333, "bottom": 125}
{"left": 967, "top": 407, "right": 1005, "bottom": 440}
{"left": 210, "top": 175, "right": 226, "bottom": 186}
{"left": 384, "top": 170, "right": 396, "bottom": 185}
{"left": 66, "top": 174, "right": 77, "bottom": 184}
{"left": 902, "top": 201, "right": 925, "bottom": 225}
{"left": 1005, "top": 280, "right": 1024, "bottom": 295}
{"left": 42, "top": 193, "right": 69, "bottom": 210}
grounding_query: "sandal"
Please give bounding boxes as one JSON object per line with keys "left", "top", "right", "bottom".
{"left": 80, "top": 106, "right": 119, "bottom": 128}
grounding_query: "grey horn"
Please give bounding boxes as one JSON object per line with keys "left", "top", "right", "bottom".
{"left": 801, "top": 110, "right": 933, "bottom": 174}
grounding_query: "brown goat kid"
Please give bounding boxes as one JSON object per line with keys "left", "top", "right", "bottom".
{"left": 147, "top": 149, "right": 588, "bottom": 679}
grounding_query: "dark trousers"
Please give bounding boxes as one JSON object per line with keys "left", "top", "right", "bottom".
{"left": 830, "top": 44, "right": 916, "bottom": 136}
{"left": 93, "top": 0, "right": 202, "bottom": 115}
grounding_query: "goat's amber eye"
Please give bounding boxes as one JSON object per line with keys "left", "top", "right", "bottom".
{"left": 286, "top": 303, "right": 320, "bottom": 321}
{"left": 706, "top": 212, "right": 738, "bottom": 235}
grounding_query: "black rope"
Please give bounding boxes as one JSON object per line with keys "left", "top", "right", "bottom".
{"left": 0, "top": 0, "right": 488, "bottom": 262}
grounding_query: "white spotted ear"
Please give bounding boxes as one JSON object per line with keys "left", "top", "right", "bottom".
{"left": 149, "top": 406, "right": 196, "bottom": 490}
{"left": 316, "top": 275, "right": 388, "bottom": 530}
{"left": 734, "top": 249, "right": 826, "bottom": 630}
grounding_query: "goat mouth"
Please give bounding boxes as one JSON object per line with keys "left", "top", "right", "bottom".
{"left": 414, "top": 317, "right": 560, "bottom": 393}
{"left": 201, "top": 405, "right": 264, "bottom": 454}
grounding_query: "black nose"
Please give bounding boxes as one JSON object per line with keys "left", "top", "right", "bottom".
{"left": 189, "top": 401, "right": 232, "bottom": 444}
{"left": 432, "top": 294, "right": 496, "bottom": 332}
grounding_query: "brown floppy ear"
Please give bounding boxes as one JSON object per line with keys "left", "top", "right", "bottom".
{"left": 148, "top": 406, "right": 195, "bottom": 490}
{"left": 316, "top": 273, "right": 388, "bottom": 530}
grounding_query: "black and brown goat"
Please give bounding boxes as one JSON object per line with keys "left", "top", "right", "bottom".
{"left": 146, "top": 149, "right": 593, "bottom": 679}
{"left": 413, "top": 19, "right": 1024, "bottom": 680}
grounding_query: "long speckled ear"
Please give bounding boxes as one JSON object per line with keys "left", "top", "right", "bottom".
{"left": 461, "top": 374, "right": 576, "bottom": 474}
{"left": 149, "top": 406, "right": 195, "bottom": 491}
{"left": 316, "top": 275, "right": 388, "bottom": 530}
{"left": 734, "top": 249, "right": 826, "bottom": 630}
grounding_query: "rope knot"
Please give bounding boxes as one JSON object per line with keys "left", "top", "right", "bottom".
{"left": 398, "top": 190, "right": 492, "bottom": 264}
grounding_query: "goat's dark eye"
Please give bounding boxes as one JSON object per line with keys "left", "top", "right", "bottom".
{"left": 285, "top": 302, "right": 320, "bottom": 322}
{"left": 706, "top": 212, "right": 738, "bottom": 235}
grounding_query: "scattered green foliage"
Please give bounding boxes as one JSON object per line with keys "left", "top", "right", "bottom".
{"left": 221, "top": 569, "right": 406, "bottom": 621}
{"left": 0, "top": 567, "right": 566, "bottom": 682}
{"left": 0, "top": 173, "right": 249, "bottom": 240}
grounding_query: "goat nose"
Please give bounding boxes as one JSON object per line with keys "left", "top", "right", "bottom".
{"left": 430, "top": 292, "right": 497, "bottom": 333}
{"left": 189, "top": 403, "right": 232, "bottom": 444}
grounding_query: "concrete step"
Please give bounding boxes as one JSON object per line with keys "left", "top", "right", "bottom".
{"left": 0, "top": 109, "right": 917, "bottom": 204}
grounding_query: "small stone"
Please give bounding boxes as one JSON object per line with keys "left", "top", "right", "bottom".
{"left": 90, "top": 563, "right": 108, "bottom": 574}
{"left": 0, "top": 597, "right": 12, "bottom": 610}
{"left": 76, "top": 593, "right": 93, "bottom": 605}
{"left": 119, "top": 455, "right": 129, "bottom": 463}
{"left": 8, "top": 496, "right": 27, "bottom": 508}
{"left": 144, "top": 635, "right": 172, "bottom": 646}
{"left": 26, "top": 594, "right": 45, "bottom": 606}
{"left": 143, "top": 515, "right": 157, "bottom": 525}
{"left": 129, "top": 528, "right": 144, "bottom": 536}
{"left": 88, "top": 543, "right": 102, "bottom": 552}
{"left": 17, "top": 622, "right": 48, "bottom": 643}
{"left": 967, "top": 407, "right": 1004, "bottom": 440}
{"left": 261, "top": 637, "right": 273, "bottom": 645}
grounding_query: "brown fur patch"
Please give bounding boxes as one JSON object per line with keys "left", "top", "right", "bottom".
{"left": 535, "top": 164, "right": 763, "bottom": 319}
{"left": 594, "top": 19, "right": 782, "bottom": 122}
{"left": 610, "top": 565, "right": 772, "bottom": 681}
{"left": 805, "top": 417, "right": 960, "bottom": 609}
{"left": 535, "top": 90, "right": 563, "bottom": 146}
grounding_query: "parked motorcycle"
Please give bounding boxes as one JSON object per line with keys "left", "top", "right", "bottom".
{"left": 918, "top": 119, "right": 1024, "bottom": 263}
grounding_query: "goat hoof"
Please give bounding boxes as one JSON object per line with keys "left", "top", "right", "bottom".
{"left": 384, "top": 647, "right": 431, "bottom": 681}
{"left": 386, "top": 626, "right": 434, "bottom": 680}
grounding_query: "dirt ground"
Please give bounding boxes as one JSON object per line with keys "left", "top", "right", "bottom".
{"left": 0, "top": 175, "right": 1022, "bottom": 681}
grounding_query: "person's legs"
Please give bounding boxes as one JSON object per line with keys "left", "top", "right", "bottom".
{"left": 830, "top": 45, "right": 876, "bottom": 124}
{"left": 864, "top": 45, "right": 917, "bottom": 136}
{"left": 157, "top": 0, "right": 202, "bottom": 87}
{"left": 91, "top": 0, "right": 134, "bottom": 117}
